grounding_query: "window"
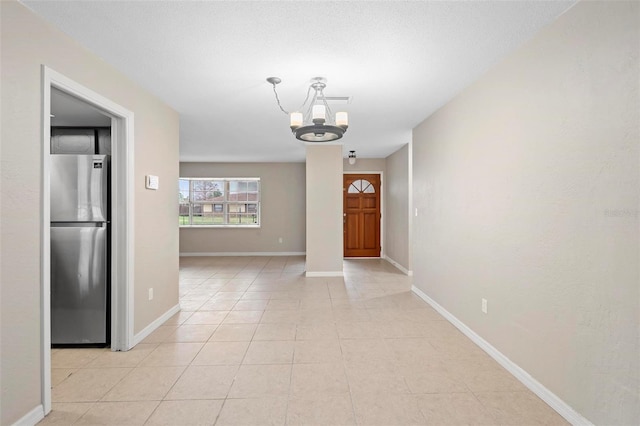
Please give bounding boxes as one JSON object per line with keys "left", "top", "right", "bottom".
{"left": 347, "top": 179, "right": 375, "bottom": 193}
{"left": 179, "top": 178, "right": 260, "bottom": 227}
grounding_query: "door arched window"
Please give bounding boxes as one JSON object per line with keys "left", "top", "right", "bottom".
{"left": 347, "top": 179, "right": 375, "bottom": 194}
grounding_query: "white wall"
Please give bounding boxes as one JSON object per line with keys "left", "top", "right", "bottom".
{"left": 306, "top": 145, "right": 343, "bottom": 275}
{"left": 385, "top": 144, "right": 411, "bottom": 272}
{"left": 0, "top": 2, "right": 180, "bottom": 423}
{"left": 412, "top": 1, "right": 639, "bottom": 424}
{"left": 179, "top": 162, "right": 306, "bottom": 254}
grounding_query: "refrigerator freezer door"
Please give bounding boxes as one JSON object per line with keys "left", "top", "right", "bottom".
{"left": 51, "top": 128, "right": 96, "bottom": 154}
{"left": 51, "top": 225, "right": 107, "bottom": 344}
{"left": 50, "top": 155, "right": 108, "bottom": 222}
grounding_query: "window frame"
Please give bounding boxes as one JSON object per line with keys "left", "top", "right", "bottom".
{"left": 179, "top": 177, "right": 261, "bottom": 228}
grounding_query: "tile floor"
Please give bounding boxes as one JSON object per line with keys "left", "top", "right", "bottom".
{"left": 40, "top": 256, "right": 568, "bottom": 425}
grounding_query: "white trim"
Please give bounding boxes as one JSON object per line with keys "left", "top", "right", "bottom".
{"left": 411, "top": 285, "right": 593, "bottom": 426}
{"left": 180, "top": 251, "right": 306, "bottom": 257}
{"left": 407, "top": 140, "right": 413, "bottom": 273}
{"left": 110, "top": 110, "right": 136, "bottom": 352}
{"left": 11, "top": 405, "right": 44, "bottom": 426}
{"left": 383, "top": 255, "right": 413, "bottom": 276}
{"left": 305, "top": 271, "right": 344, "bottom": 277}
{"left": 132, "top": 304, "right": 181, "bottom": 346}
{"left": 40, "top": 68, "right": 52, "bottom": 416}
{"left": 41, "top": 67, "right": 135, "bottom": 415}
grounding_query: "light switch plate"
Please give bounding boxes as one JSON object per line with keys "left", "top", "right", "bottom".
{"left": 146, "top": 175, "right": 159, "bottom": 190}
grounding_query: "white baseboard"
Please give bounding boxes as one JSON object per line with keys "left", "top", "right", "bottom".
{"left": 411, "top": 285, "right": 592, "bottom": 426}
{"left": 305, "top": 271, "right": 344, "bottom": 277}
{"left": 12, "top": 405, "right": 44, "bottom": 426}
{"left": 132, "top": 304, "right": 181, "bottom": 346}
{"left": 383, "top": 255, "right": 413, "bottom": 276}
{"left": 180, "top": 251, "right": 305, "bottom": 257}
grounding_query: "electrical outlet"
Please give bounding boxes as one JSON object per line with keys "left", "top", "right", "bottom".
{"left": 481, "top": 298, "right": 488, "bottom": 314}
{"left": 149, "top": 288, "right": 154, "bottom": 301}
{"left": 278, "top": 237, "right": 283, "bottom": 243}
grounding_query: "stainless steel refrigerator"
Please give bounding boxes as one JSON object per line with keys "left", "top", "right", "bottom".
{"left": 50, "top": 154, "right": 109, "bottom": 346}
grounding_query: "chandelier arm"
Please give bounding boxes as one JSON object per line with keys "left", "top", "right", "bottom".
{"left": 270, "top": 83, "right": 290, "bottom": 115}
{"left": 304, "top": 89, "right": 319, "bottom": 123}
{"left": 297, "top": 85, "right": 313, "bottom": 112}
{"left": 322, "top": 91, "right": 336, "bottom": 125}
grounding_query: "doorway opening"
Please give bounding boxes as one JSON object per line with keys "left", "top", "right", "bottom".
{"left": 343, "top": 173, "right": 381, "bottom": 257}
{"left": 41, "top": 66, "right": 135, "bottom": 414}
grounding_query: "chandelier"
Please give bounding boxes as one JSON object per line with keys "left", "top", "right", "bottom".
{"left": 267, "top": 76, "right": 349, "bottom": 142}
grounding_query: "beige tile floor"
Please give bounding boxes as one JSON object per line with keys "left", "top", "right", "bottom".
{"left": 40, "top": 257, "right": 568, "bottom": 425}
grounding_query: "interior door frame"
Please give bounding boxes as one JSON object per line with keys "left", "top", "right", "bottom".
{"left": 41, "top": 66, "right": 135, "bottom": 414}
{"left": 343, "top": 171, "right": 384, "bottom": 258}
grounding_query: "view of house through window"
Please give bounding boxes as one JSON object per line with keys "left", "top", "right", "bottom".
{"left": 179, "top": 178, "right": 260, "bottom": 226}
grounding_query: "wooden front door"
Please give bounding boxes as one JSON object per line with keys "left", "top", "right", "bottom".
{"left": 343, "top": 174, "right": 381, "bottom": 257}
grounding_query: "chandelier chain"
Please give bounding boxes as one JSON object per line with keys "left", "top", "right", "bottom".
{"left": 298, "top": 85, "right": 313, "bottom": 113}
{"left": 271, "top": 83, "right": 289, "bottom": 115}
{"left": 270, "top": 83, "right": 313, "bottom": 116}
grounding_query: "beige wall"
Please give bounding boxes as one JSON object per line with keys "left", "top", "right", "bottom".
{"left": 0, "top": 2, "right": 179, "bottom": 423}
{"left": 133, "top": 112, "right": 180, "bottom": 333}
{"left": 412, "top": 1, "right": 639, "bottom": 424}
{"left": 385, "top": 145, "right": 411, "bottom": 272}
{"left": 306, "top": 146, "right": 343, "bottom": 274}
{"left": 343, "top": 157, "right": 386, "bottom": 173}
{"left": 179, "top": 162, "right": 306, "bottom": 254}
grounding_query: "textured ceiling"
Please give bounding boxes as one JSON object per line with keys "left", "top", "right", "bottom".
{"left": 22, "top": 1, "right": 576, "bottom": 162}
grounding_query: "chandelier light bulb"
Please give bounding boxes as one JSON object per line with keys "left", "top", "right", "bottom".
{"left": 336, "top": 112, "right": 349, "bottom": 129}
{"left": 312, "top": 105, "right": 326, "bottom": 123}
{"left": 290, "top": 112, "right": 303, "bottom": 130}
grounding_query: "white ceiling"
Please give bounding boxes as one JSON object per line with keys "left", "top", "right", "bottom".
{"left": 22, "top": 0, "right": 576, "bottom": 162}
